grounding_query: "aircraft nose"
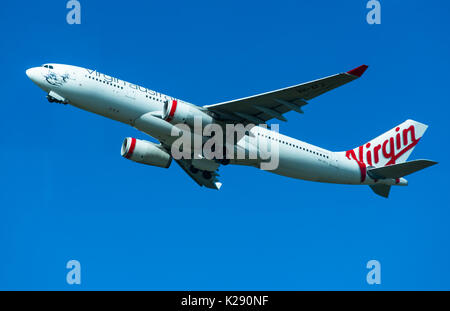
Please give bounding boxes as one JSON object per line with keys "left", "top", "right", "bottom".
{"left": 26, "top": 67, "right": 40, "bottom": 82}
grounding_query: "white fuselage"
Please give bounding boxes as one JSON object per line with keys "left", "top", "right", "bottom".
{"left": 26, "top": 64, "right": 401, "bottom": 187}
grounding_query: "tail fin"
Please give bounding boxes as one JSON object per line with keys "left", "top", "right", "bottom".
{"left": 346, "top": 120, "right": 428, "bottom": 167}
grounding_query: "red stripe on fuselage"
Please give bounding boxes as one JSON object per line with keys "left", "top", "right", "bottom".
{"left": 346, "top": 151, "right": 367, "bottom": 183}
{"left": 357, "top": 160, "right": 367, "bottom": 183}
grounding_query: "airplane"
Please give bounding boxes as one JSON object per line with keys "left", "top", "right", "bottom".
{"left": 26, "top": 63, "right": 437, "bottom": 197}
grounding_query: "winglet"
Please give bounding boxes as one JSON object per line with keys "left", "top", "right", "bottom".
{"left": 347, "top": 65, "right": 369, "bottom": 77}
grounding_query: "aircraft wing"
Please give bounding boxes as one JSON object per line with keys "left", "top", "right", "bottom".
{"left": 175, "top": 158, "right": 223, "bottom": 190}
{"left": 204, "top": 65, "right": 368, "bottom": 124}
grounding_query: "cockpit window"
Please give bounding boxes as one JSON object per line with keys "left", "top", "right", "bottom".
{"left": 42, "top": 64, "right": 54, "bottom": 69}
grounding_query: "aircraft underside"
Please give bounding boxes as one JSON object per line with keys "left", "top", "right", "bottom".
{"left": 26, "top": 63, "right": 437, "bottom": 197}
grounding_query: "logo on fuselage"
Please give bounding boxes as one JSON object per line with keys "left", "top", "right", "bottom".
{"left": 346, "top": 125, "right": 419, "bottom": 167}
{"left": 84, "top": 69, "right": 177, "bottom": 102}
{"left": 44, "top": 72, "right": 71, "bottom": 87}
{"left": 345, "top": 125, "right": 420, "bottom": 182}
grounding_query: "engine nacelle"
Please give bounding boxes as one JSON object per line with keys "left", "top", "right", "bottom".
{"left": 162, "top": 99, "right": 215, "bottom": 127}
{"left": 121, "top": 137, "right": 172, "bottom": 168}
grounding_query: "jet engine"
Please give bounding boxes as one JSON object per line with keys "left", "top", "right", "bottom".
{"left": 121, "top": 137, "right": 172, "bottom": 168}
{"left": 162, "top": 99, "right": 215, "bottom": 128}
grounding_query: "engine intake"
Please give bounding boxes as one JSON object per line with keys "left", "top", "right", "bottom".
{"left": 121, "top": 137, "right": 172, "bottom": 168}
{"left": 162, "top": 99, "right": 214, "bottom": 128}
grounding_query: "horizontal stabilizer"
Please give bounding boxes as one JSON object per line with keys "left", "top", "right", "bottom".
{"left": 370, "top": 184, "right": 391, "bottom": 198}
{"left": 367, "top": 159, "right": 437, "bottom": 180}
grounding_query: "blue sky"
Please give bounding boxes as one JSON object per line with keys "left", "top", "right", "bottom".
{"left": 1, "top": 0, "right": 449, "bottom": 290}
